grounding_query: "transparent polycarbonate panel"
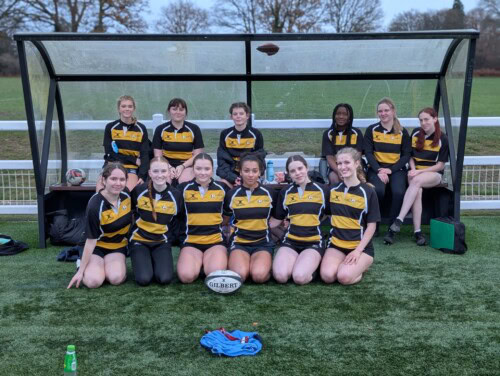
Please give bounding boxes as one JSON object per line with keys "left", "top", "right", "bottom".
{"left": 445, "top": 39, "right": 469, "bottom": 161}
{"left": 59, "top": 81, "right": 246, "bottom": 162}
{"left": 252, "top": 80, "right": 436, "bottom": 120}
{"left": 45, "top": 106, "right": 62, "bottom": 191}
{"left": 43, "top": 41, "right": 246, "bottom": 75}
{"left": 252, "top": 39, "right": 453, "bottom": 74}
{"left": 25, "top": 42, "right": 50, "bottom": 158}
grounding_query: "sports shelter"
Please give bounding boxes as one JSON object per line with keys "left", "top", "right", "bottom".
{"left": 13, "top": 31, "right": 479, "bottom": 248}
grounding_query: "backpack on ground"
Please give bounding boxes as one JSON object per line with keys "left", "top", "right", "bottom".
{"left": 47, "top": 210, "right": 86, "bottom": 246}
{"left": 430, "top": 217, "right": 467, "bottom": 254}
{"left": 0, "top": 234, "right": 29, "bottom": 256}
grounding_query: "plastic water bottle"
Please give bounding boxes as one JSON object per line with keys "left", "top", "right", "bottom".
{"left": 266, "top": 160, "right": 274, "bottom": 182}
{"left": 111, "top": 141, "right": 119, "bottom": 153}
{"left": 64, "top": 345, "right": 77, "bottom": 375}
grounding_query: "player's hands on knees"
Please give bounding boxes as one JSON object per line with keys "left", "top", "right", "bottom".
{"left": 343, "top": 250, "right": 361, "bottom": 265}
{"left": 67, "top": 270, "right": 84, "bottom": 289}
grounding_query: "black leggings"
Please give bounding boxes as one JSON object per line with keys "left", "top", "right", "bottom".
{"left": 129, "top": 242, "right": 174, "bottom": 286}
{"left": 367, "top": 169, "right": 407, "bottom": 222}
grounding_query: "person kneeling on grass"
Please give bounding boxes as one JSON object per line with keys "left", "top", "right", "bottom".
{"left": 68, "top": 163, "right": 132, "bottom": 289}
{"left": 270, "top": 155, "right": 329, "bottom": 285}
{"left": 388, "top": 107, "right": 449, "bottom": 246}
{"left": 320, "top": 147, "right": 380, "bottom": 285}
{"left": 129, "top": 157, "right": 183, "bottom": 286}
{"left": 224, "top": 153, "right": 278, "bottom": 283}
{"left": 176, "top": 153, "right": 228, "bottom": 283}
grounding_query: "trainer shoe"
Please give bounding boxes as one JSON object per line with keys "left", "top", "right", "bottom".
{"left": 414, "top": 231, "right": 427, "bottom": 246}
{"left": 390, "top": 218, "right": 403, "bottom": 233}
{"left": 383, "top": 229, "right": 395, "bottom": 245}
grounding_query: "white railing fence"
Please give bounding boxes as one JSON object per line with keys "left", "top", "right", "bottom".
{"left": 1, "top": 156, "right": 499, "bottom": 214}
{"left": 0, "top": 115, "right": 499, "bottom": 132}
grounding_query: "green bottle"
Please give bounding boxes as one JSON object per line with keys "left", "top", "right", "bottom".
{"left": 64, "top": 345, "right": 77, "bottom": 375}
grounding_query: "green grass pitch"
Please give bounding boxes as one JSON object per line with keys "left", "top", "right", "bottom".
{"left": 0, "top": 215, "right": 499, "bottom": 375}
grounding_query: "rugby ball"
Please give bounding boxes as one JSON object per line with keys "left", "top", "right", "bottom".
{"left": 66, "top": 168, "right": 86, "bottom": 186}
{"left": 205, "top": 270, "right": 242, "bottom": 294}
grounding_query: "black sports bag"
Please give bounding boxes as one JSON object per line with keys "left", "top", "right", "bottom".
{"left": 0, "top": 234, "right": 29, "bottom": 256}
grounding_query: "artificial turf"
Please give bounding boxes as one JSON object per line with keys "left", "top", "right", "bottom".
{"left": 0, "top": 216, "right": 499, "bottom": 375}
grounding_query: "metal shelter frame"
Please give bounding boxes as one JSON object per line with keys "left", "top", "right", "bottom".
{"left": 14, "top": 31, "right": 479, "bottom": 248}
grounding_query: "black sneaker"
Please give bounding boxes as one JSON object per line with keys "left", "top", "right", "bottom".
{"left": 414, "top": 231, "right": 427, "bottom": 246}
{"left": 390, "top": 218, "right": 403, "bottom": 233}
{"left": 383, "top": 230, "right": 395, "bottom": 245}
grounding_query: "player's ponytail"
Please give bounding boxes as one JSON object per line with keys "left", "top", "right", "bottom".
{"left": 148, "top": 178, "right": 157, "bottom": 222}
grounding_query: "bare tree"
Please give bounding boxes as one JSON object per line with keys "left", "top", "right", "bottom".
{"left": 0, "top": 0, "right": 27, "bottom": 33}
{"left": 389, "top": 9, "right": 448, "bottom": 31}
{"left": 324, "top": 0, "right": 383, "bottom": 33}
{"left": 92, "top": 0, "right": 148, "bottom": 32}
{"left": 155, "top": 0, "right": 209, "bottom": 33}
{"left": 479, "top": 0, "right": 500, "bottom": 18}
{"left": 20, "top": 0, "right": 148, "bottom": 32}
{"left": 258, "top": 0, "right": 325, "bottom": 33}
{"left": 212, "top": 0, "right": 260, "bottom": 33}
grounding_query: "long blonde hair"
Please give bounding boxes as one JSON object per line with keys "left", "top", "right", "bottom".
{"left": 336, "top": 147, "right": 367, "bottom": 184}
{"left": 377, "top": 97, "right": 402, "bottom": 134}
{"left": 117, "top": 95, "right": 137, "bottom": 125}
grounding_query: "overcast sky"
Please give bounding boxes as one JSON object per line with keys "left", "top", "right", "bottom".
{"left": 147, "top": 0, "right": 479, "bottom": 29}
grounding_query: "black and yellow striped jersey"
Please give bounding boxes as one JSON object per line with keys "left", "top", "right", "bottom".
{"left": 411, "top": 129, "right": 449, "bottom": 172}
{"left": 130, "top": 183, "right": 183, "bottom": 245}
{"left": 152, "top": 121, "right": 204, "bottom": 167}
{"left": 274, "top": 182, "right": 329, "bottom": 245}
{"left": 321, "top": 126, "right": 363, "bottom": 157}
{"left": 218, "top": 126, "right": 264, "bottom": 172}
{"left": 224, "top": 184, "right": 278, "bottom": 245}
{"left": 103, "top": 120, "right": 149, "bottom": 172}
{"left": 178, "top": 179, "right": 226, "bottom": 245}
{"left": 364, "top": 122, "right": 411, "bottom": 172}
{"left": 326, "top": 182, "right": 380, "bottom": 251}
{"left": 85, "top": 190, "right": 133, "bottom": 252}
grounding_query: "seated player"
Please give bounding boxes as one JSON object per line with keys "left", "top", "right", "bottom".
{"left": 152, "top": 98, "right": 204, "bottom": 184}
{"left": 321, "top": 103, "right": 363, "bottom": 184}
{"left": 270, "top": 155, "right": 329, "bottom": 285}
{"left": 100, "top": 95, "right": 149, "bottom": 191}
{"left": 216, "top": 102, "right": 266, "bottom": 189}
{"left": 129, "top": 157, "right": 182, "bottom": 286}
{"left": 320, "top": 147, "right": 379, "bottom": 285}
{"left": 176, "top": 153, "right": 228, "bottom": 283}
{"left": 389, "top": 107, "right": 449, "bottom": 246}
{"left": 68, "top": 163, "right": 132, "bottom": 289}
{"left": 224, "top": 153, "right": 277, "bottom": 283}
{"left": 364, "top": 97, "right": 411, "bottom": 244}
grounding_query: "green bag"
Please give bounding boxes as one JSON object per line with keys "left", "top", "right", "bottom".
{"left": 430, "top": 217, "right": 467, "bottom": 254}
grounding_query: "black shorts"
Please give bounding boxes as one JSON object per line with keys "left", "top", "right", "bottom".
{"left": 181, "top": 242, "right": 227, "bottom": 252}
{"left": 126, "top": 168, "right": 138, "bottom": 175}
{"left": 93, "top": 247, "right": 128, "bottom": 258}
{"left": 229, "top": 241, "right": 275, "bottom": 255}
{"left": 327, "top": 243, "right": 374, "bottom": 258}
{"left": 279, "top": 239, "right": 325, "bottom": 257}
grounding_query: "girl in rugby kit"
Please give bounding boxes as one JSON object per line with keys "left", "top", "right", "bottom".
{"left": 216, "top": 103, "right": 266, "bottom": 189}
{"left": 101, "top": 95, "right": 150, "bottom": 191}
{"left": 364, "top": 97, "right": 411, "bottom": 244}
{"left": 68, "top": 163, "right": 132, "bottom": 289}
{"left": 152, "top": 98, "right": 205, "bottom": 184}
{"left": 129, "top": 157, "right": 182, "bottom": 286}
{"left": 389, "top": 107, "right": 449, "bottom": 246}
{"left": 320, "top": 147, "right": 380, "bottom": 285}
{"left": 271, "top": 155, "right": 329, "bottom": 285}
{"left": 224, "top": 153, "right": 278, "bottom": 283}
{"left": 176, "top": 153, "right": 228, "bottom": 283}
{"left": 321, "top": 103, "right": 364, "bottom": 184}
